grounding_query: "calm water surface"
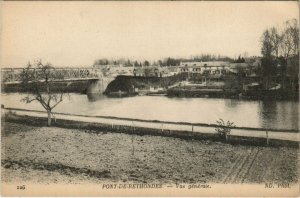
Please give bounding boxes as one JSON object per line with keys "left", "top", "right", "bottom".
{"left": 1, "top": 93, "right": 299, "bottom": 130}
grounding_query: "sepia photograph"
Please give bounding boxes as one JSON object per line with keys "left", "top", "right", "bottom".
{"left": 1, "top": 1, "right": 299, "bottom": 196}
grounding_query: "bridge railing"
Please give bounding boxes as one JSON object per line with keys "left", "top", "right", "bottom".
{"left": 1, "top": 68, "right": 103, "bottom": 83}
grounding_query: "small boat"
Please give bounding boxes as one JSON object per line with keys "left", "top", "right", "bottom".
{"left": 108, "top": 90, "right": 128, "bottom": 97}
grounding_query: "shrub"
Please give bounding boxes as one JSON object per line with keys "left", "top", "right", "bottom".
{"left": 215, "top": 119, "right": 235, "bottom": 142}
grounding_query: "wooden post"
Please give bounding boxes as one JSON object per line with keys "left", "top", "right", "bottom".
{"left": 266, "top": 130, "right": 269, "bottom": 145}
{"left": 111, "top": 123, "right": 114, "bottom": 129}
{"left": 132, "top": 121, "right": 135, "bottom": 133}
{"left": 161, "top": 123, "right": 164, "bottom": 132}
{"left": 191, "top": 125, "right": 194, "bottom": 139}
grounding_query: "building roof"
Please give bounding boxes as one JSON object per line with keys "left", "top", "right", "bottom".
{"left": 180, "top": 61, "right": 230, "bottom": 67}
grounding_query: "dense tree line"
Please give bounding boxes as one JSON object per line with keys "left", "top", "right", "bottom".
{"left": 260, "top": 19, "right": 299, "bottom": 90}
{"left": 93, "top": 54, "right": 235, "bottom": 67}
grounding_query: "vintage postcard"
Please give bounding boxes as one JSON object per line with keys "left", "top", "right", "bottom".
{"left": 1, "top": 1, "right": 299, "bottom": 197}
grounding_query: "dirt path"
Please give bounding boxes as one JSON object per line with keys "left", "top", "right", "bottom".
{"left": 2, "top": 122, "right": 299, "bottom": 184}
{"left": 222, "top": 147, "right": 260, "bottom": 183}
{"left": 4, "top": 108, "right": 299, "bottom": 142}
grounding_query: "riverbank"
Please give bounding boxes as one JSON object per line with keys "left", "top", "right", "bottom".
{"left": 2, "top": 75, "right": 298, "bottom": 100}
{"left": 2, "top": 121, "right": 299, "bottom": 184}
{"left": 104, "top": 75, "right": 299, "bottom": 100}
{"left": 3, "top": 108, "right": 299, "bottom": 146}
{"left": 166, "top": 87, "right": 299, "bottom": 100}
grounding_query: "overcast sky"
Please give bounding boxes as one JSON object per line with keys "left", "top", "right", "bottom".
{"left": 1, "top": 1, "right": 299, "bottom": 67}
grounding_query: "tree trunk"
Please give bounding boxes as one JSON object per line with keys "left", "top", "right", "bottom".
{"left": 225, "top": 134, "right": 229, "bottom": 143}
{"left": 47, "top": 110, "right": 52, "bottom": 126}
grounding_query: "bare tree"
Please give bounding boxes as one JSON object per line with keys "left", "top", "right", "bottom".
{"left": 280, "top": 28, "right": 294, "bottom": 58}
{"left": 260, "top": 19, "right": 299, "bottom": 89}
{"left": 269, "top": 27, "right": 282, "bottom": 58}
{"left": 21, "top": 60, "right": 71, "bottom": 126}
{"left": 278, "top": 19, "right": 298, "bottom": 58}
{"left": 260, "top": 29, "right": 277, "bottom": 88}
{"left": 261, "top": 21, "right": 299, "bottom": 58}
{"left": 285, "top": 19, "right": 299, "bottom": 56}
{"left": 261, "top": 29, "right": 274, "bottom": 58}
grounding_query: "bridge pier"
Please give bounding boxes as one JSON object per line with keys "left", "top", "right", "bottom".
{"left": 86, "top": 77, "right": 115, "bottom": 101}
{"left": 86, "top": 76, "right": 115, "bottom": 95}
{"left": 87, "top": 79, "right": 105, "bottom": 95}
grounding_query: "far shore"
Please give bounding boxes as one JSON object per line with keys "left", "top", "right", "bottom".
{"left": 2, "top": 74, "right": 299, "bottom": 101}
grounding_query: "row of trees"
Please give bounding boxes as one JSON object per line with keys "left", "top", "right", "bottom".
{"left": 261, "top": 19, "right": 298, "bottom": 58}
{"left": 93, "top": 54, "right": 236, "bottom": 67}
{"left": 260, "top": 19, "right": 299, "bottom": 90}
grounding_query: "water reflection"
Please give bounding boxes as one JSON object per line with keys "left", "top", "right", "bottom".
{"left": 290, "top": 103, "right": 299, "bottom": 130}
{"left": 224, "top": 99, "right": 239, "bottom": 108}
{"left": 259, "top": 100, "right": 278, "bottom": 129}
{"left": 259, "top": 100, "right": 299, "bottom": 130}
{"left": 87, "top": 93, "right": 103, "bottom": 102}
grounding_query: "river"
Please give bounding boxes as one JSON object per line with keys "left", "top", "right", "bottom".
{"left": 1, "top": 93, "right": 299, "bottom": 130}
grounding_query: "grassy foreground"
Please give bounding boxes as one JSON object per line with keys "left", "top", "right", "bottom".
{"left": 1, "top": 121, "right": 299, "bottom": 184}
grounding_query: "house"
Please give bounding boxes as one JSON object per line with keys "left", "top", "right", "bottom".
{"left": 167, "top": 66, "right": 180, "bottom": 76}
{"left": 228, "top": 63, "right": 253, "bottom": 76}
{"left": 107, "top": 65, "right": 134, "bottom": 76}
{"left": 244, "top": 56, "right": 262, "bottom": 67}
{"left": 159, "top": 67, "right": 174, "bottom": 77}
{"left": 133, "top": 66, "right": 173, "bottom": 77}
{"left": 133, "top": 68, "right": 145, "bottom": 77}
{"left": 179, "top": 61, "right": 231, "bottom": 75}
{"left": 180, "top": 61, "right": 230, "bottom": 67}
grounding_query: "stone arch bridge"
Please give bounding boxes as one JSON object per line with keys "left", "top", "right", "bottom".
{"left": 1, "top": 67, "right": 115, "bottom": 94}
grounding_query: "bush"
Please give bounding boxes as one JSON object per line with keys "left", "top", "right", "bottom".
{"left": 215, "top": 119, "right": 235, "bottom": 142}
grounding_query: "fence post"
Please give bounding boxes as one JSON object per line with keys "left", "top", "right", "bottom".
{"left": 161, "top": 123, "right": 164, "bottom": 132}
{"left": 132, "top": 121, "right": 135, "bottom": 133}
{"left": 191, "top": 125, "right": 194, "bottom": 139}
{"left": 266, "top": 130, "right": 269, "bottom": 145}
